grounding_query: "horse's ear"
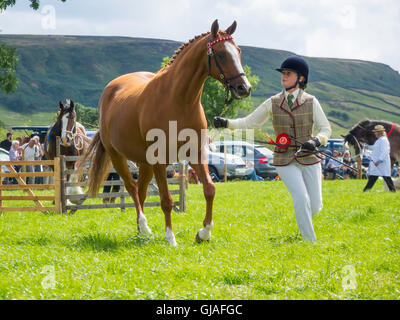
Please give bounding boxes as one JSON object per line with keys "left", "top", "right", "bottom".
{"left": 211, "top": 19, "right": 219, "bottom": 38}
{"left": 70, "top": 100, "right": 74, "bottom": 110}
{"left": 225, "top": 21, "right": 237, "bottom": 35}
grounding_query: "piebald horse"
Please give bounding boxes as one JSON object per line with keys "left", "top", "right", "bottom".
{"left": 80, "top": 20, "right": 251, "bottom": 246}
{"left": 343, "top": 119, "right": 400, "bottom": 167}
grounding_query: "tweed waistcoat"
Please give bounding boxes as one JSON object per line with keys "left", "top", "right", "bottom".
{"left": 271, "top": 89, "right": 320, "bottom": 166}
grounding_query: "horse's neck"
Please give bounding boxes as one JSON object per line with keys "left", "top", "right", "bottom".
{"left": 159, "top": 38, "right": 209, "bottom": 106}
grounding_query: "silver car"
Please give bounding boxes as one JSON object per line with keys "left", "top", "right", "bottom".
{"left": 0, "top": 148, "right": 11, "bottom": 184}
{"left": 207, "top": 150, "right": 252, "bottom": 180}
{"left": 213, "top": 141, "right": 277, "bottom": 179}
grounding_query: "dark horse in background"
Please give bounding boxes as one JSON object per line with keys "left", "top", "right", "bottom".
{"left": 44, "top": 101, "right": 79, "bottom": 168}
{"left": 343, "top": 119, "right": 400, "bottom": 167}
{"left": 43, "top": 101, "right": 86, "bottom": 196}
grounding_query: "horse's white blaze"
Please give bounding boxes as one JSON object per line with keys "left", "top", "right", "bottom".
{"left": 138, "top": 212, "right": 152, "bottom": 236}
{"left": 198, "top": 221, "right": 213, "bottom": 241}
{"left": 165, "top": 227, "right": 177, "bottom": 247}
{"left": 61, "top": 113, "right": 69, "bottom": 141}
{"left": 224, "top": 42, "right": 250, "bottom": 88}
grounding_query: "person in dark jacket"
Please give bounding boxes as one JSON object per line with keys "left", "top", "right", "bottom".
{"left": 0, "top": 132, "right": 13, "bottom": 151}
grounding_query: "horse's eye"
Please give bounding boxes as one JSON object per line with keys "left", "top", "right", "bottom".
{"left": 216, "top": 51, "right": 226, "bottom": 60}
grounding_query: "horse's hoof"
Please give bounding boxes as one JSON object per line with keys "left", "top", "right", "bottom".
{"left": 139, "top": 226, "right": 153, "bottom": 238}
{"left": 165, "top": 228, "right": 177, "bottom": 247}
{"left": 138, "top": 213, "right": 153, "bottom": 237}
{"left": 195, "top": 232, "right": 210, "bottom": 243}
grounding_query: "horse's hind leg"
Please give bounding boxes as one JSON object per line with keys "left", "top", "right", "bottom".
{"left": 138, "top": 163, "right": 154, "bottom": 210}
{"left": 190, "top": 161, "right": 215, "bottom": 243}
{"left": 108, "top": 149, "right": 152, "bottom": 236}
{"left": 152, "top": 164, "right": 176, "bottom": 246}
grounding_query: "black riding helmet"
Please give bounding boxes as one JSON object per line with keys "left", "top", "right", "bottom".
{"left": 276, "top": 56, "right": 309, "bottom": 90}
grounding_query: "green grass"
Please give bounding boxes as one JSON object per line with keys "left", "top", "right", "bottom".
{"left": 0, "top": 179, "right": 399, "bottom": 299}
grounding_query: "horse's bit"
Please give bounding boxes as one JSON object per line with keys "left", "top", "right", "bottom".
{"left": 207, "top": 35, "right": 245, "bottom": 107}
{"left": 61, "top": 117, "right": 84, "bottom": 151}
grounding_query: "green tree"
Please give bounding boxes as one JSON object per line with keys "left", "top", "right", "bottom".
{"left": 0, "top": 43, "right": 17, "bottom": 93}
{"left": 74, "top": 102, "right": 98, "bottom": 128}
{"left": 161, "top": 56, "right": 259, "bottom": 126}
{"left": 0, "top": 0, "right": 66, "bottom": 93}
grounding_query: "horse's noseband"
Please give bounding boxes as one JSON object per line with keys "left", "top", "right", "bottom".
{"left": 207, "top": 35, "right": 245, "bottom": 106}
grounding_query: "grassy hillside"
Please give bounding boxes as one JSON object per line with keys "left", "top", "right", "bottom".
{"left": 1, "top": 35, "right": 400, "bottom": 137}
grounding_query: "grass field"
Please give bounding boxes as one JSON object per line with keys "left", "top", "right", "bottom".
{"left": 0, "top": 179, "right": 399, "bottom": 300}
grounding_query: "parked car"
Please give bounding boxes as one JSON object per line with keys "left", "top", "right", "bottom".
{"left": 11, "top": 126, "right": 50, "bottom": 144}
{"left": 0, "top": 148, "right": 11, "bottom": 184}
{"left": 86, "top": 130, "right": 97, "bottom": 140}
{"left": 318, "top": 139, "right": 346, "bottom": 155}
{"left": 213, "top": 141, "right": 277, "bottom": 179}
{"left": 207, "top": 150, "right": 252, "bottom": 180}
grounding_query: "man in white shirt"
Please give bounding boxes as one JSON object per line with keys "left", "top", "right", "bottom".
{"left": 214, "top": 56, "right": 331, "bottom": 242}
{"left": 22, "top": 138, "right": 39, "bottom": 184}
{"left": 364, "top": 125, "right": 395, "bottom": 192}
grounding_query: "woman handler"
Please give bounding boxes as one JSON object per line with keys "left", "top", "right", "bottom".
{"left": 214, "top": 56, "right": 331, "bottom": 242}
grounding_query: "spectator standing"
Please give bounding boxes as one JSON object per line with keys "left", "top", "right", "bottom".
{"left": 363, "top": 125, "right": 396, "bottom": 192}
{"left": 9, "top": 140, "right": 22, "bottom": 184}
{"left": 0, "top": 132, "right": 13, "bottom": 151}
{"left": 22, "top": 138, "right": 39, "bottom": 184}
{"left": 31, "top": 136, "right": 44, "bottom": 184}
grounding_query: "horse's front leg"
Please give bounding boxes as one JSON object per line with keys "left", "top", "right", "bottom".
{"left": 152, "top": 164, "right": 177, "bottom": 246}
{"left": 190, "top": 160, "right": 216, "bottom": 243}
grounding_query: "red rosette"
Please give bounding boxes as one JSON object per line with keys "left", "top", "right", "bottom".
{"left": 276, "top": 133, "right": 291, "bottom": 149}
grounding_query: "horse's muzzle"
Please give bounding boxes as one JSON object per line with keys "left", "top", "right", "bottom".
{"left": 231, "top": 83, "right": 251, "bottom": 99}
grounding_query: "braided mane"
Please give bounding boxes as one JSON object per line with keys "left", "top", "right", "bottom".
{"left": 163, "top": 32, "right": 211, "bottom": 68}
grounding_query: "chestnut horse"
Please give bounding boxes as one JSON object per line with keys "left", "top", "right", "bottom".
{"left": 81, "top": 20, "right": 251, "bottom": 246}
{"left": 343, "top": 119, "right": 400, "bottom": 167}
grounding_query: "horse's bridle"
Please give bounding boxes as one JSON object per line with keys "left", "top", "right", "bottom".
{"left": 347, "top": 124, "right": 369, "bottom": 159}
{"left": 207, "top": 35, "right": 245, "bottom": 106}
{"left": 60, "top": 111, "right": 84, "bottom": 151}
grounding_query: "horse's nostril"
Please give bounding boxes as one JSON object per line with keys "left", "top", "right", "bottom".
{"left": 237, "top": 84, "right": 247, "bottom": 95}
{"left": 236, "top": 84, "right": 251, "bottom": 96}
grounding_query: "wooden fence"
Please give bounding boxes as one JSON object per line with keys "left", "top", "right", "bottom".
{"left": 0, "top": 158, "right": 61, "bottom": 214}
{"left": 60, "top": 155, "right": 188, "bottom": 215}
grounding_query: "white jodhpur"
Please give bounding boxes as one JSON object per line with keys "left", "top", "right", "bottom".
{"left": 138, "top": 212, "right": 153, "bottom": 237}
{"left": 165, "top": 227, "right": 177, "bottom": 247}
{"left": 275, "top": 162, "right": 323, "bottom": 242}
{"left": 197, "top": 221, "right": 213, "bottom": 241}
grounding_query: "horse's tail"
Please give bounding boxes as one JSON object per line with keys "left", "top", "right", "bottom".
{"left": 78, "top": 131, "right": 110, "bottom": 197}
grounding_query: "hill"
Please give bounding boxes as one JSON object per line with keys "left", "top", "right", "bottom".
{"left": 1, "top": 34, "right": 400, "bottom": 137}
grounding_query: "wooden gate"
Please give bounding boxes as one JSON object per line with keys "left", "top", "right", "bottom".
{"left": 60, "top": 155, "right": 187, "bottom": 215}
{"left": 0, "top": 158, "right": 61, "bottom": 214}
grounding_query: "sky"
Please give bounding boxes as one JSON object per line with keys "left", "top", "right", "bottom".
{"left": 1, "top": 0, "right": 399, "bottom": 72}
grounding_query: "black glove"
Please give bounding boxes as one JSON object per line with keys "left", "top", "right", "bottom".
{"left": 302, "top": 137, "right": 321, "bottom": 151}
{"left": 213, "top": 116, "right": 228, "bottom": 128}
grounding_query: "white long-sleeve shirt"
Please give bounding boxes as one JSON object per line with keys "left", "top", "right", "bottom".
{"left": 368, "top": 136, "right": 391, "bottom": 176}
{"left": 228, "top": 89, "right": 332, "bottom": 145}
